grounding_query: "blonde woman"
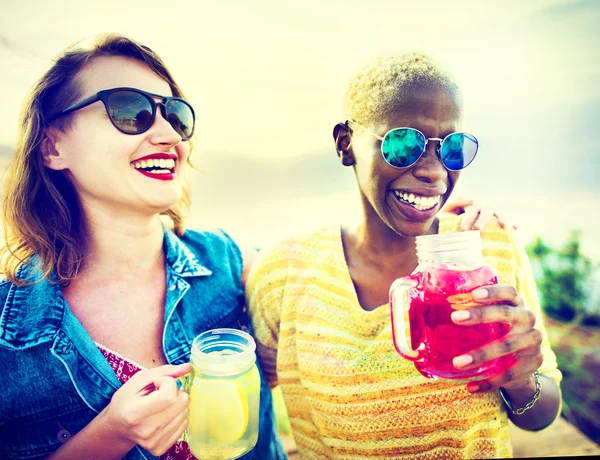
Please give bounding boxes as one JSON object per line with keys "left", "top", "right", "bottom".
{"left": 0, "top": 35, "right": 285, "bottom": 460}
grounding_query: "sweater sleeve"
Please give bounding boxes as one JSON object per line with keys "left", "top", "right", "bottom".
{"left": 508, "top": 226, "right": 563, "bottom": 386}
{"left": 245, "top": 244, "right": 288, "bottom": 389}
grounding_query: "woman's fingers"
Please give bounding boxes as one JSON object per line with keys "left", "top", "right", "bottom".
{"left": 441, "top": 196, "right": 474, "bottom": 214}
{"left": 452, "top": 328, "right": 543, "bottom": 370}
{"left": 127, "top": 364, "right": 192, "bottom": 395}
{"left": 447, "top": 284, "right": 545, "bottom": 396}
{"left": 112, "top": 372, "right": 191, "bottom": 450}
{"left": 159, "top": 418, "right": 189, "bottom": 455}
{"left": 472, "top": 285, "right": 522, "bottom": 306}
{"left": 467, "top": 356, "right": 541, "bottom": 393}
{"left": 452, "top": 301, "right": 531, "bottom": 325}
{"left": 146, "top": 402, "right": 190, "bottom": 456}
{"left": 159, "top": 389, "right": 190, "bottom": 422}
{"left": 495, "top": 212, "right": 518, "bottom": 230}
{"left": 451, "top": 286, "right": 534, "bottom": 336}
{"left": 124, "top": 364, "right": 190, "bottom": 416}
{"left": 162, "top": 402, "right": 190, "bottom": 437}
{"left": 137, "top": 375, "right": 180, "bottom": 412}
{"left": 110, "top": 364, "right": 191, "bottom": 430}
{"left": 442, "top": 198, "right": 519, "bottom": 231}
{"left": 452, "top": 304, "right": 536, "bottom": 341}
{"left": 460, "top": 203, "right": 481, "bottom": 231}
{"left": 472, "top": 206, "right": 494, "bottom": 231}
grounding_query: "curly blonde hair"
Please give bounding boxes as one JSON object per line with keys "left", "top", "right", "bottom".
{"left": 1, "top": 34, "right": 192, "bottom": 285}
{"left": 342, "top": 51, "right": 460, "bottom": 125}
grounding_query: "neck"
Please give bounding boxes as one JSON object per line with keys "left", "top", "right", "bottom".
{"left": 79, "top": 205, "right": 166, "bottom": 278}
{"left": 343, "top": 208, "right": 439, "bottom": 275}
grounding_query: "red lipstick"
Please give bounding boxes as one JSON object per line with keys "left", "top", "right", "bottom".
{"left": 131, "top": 152, "right": 177, "bottom": 181}
{"left": 133, "top": 152, "right": 178, "bottom": 162}
{"left": 135, "top": 169, "right": 175, "bottom": 181}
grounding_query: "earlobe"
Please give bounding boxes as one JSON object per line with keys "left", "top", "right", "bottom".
{"left": 333, "top": 123, "right": 356, "bottom": 167}
{"left": 41, "top": 130, "right": 67, "bottom": 171}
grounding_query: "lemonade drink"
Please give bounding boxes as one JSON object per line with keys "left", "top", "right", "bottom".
{"left": 185, "top": 329, "right": 261, "bottom": 459}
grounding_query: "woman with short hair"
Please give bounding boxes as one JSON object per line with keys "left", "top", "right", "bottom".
{"left": 246, "top": 51, "right": 562, "bottom": 459}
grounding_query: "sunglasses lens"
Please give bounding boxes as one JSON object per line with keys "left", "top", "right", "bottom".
{"left": 166, "top": 100, "right": 195, "bottom": 140}
{"left": 106, "top": 91, "right": 154, "bottom": 134}
{"left": 382, "top": 128, "right": 426, "bottom": 168}
{"left": 440, "top": 133, "right": 478, "bottom": 170}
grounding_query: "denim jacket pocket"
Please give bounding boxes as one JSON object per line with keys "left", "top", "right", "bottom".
{"left": 0, "top": 405, "right": 96, "bottom": 460}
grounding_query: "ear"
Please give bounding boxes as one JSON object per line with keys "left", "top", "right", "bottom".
{"left": 41, "top": 128, "right": 68, "bottom": 171}
{"left": 333, "top": 122, "right": 356, "bottom": 167}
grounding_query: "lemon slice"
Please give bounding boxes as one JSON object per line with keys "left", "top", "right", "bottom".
{"left": 447, "top": 292, "right": 479, "bottom": 310}
{"left": 189, "top": 378, "right": 249, "bottom": 443}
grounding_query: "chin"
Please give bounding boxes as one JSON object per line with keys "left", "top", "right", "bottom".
{"left": 391, "top": 217, "right": 438, "bottom": 238}
{"left": 145, "top": 192, "right": 182, "bottom": 213}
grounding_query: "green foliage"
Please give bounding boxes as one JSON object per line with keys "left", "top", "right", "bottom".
{"left": 527, "top": 232, "right": 599, "bottom": 325}
{"left": 544, "top": 319, "right": 600, "bottom": 444}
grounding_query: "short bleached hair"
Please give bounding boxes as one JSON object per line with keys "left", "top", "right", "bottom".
{"left": 342, "top": 51, "right": 460, "bottom": 126}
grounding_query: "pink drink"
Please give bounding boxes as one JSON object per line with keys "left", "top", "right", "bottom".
{"left": 390, "top": 231, "right": 516, "bottom": 380}
{"left": 407, "top": 265, "right": 513, "bottom": 379}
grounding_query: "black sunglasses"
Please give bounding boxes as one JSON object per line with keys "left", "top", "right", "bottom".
{"left": 346, "top": 119, "right": 478, "bottom": 171}
{"left": 50, "top": 87, "right": 195, "bottom": 141}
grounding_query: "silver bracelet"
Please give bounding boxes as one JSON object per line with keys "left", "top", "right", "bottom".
{"left": 499, "top": 371, "right": 542, "bottom": 415}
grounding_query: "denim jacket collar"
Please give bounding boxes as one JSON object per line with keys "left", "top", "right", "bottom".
{"left": 0, "top": 262, "right": 64, "bottom": 350}
{"left": 163, "top": 228, "right": 212, "bottom": 277}
{"left": 0, "top": 229, "right": 212, "bottom": 350}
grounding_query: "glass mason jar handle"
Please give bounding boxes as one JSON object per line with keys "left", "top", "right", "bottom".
{"left": 178, "top": 369, "right": 193, "bottom": 443}
{"left": 390, "top": 275, "right": 422, "bottom": 361}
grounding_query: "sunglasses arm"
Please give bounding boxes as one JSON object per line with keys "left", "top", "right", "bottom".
{"left": 346, "top": 119, "right": 384, "bottom": 141}
{"left": 52, "top": 94, "right": 101, "bottom": 120}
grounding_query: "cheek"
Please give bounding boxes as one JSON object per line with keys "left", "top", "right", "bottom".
{"left": 357, "top": 163, "right": 391, "bottom": 207}
{"left": 67, "top": 128, "right": 141, "bottom": 168}
{"left": 355, "top": 159, "right": 378, "bottom": 192}
{"left": 177, "top": 142, "right": 191, "bottom": 165}
{"left": 447, "top": 171, "right": 460, "bottom": 191}
{"left": 441, "top": 171, "right": 460, "bottom": 204}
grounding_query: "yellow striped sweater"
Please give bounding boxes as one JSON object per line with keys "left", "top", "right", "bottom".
{"left": 246, "top": 215, "right": 562, "bottom": 459}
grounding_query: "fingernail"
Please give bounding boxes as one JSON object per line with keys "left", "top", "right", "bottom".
{"left": 472, "top": 288, "right": 488, "bottom": 299}
{"left": 451, "top": 310, "right": 470, "bottom": 321}
{"left": 467, "top": 382, "right": 480, "bottom": 393}
{"left": 453, "top": 355, "right": 473, "bottom": 368}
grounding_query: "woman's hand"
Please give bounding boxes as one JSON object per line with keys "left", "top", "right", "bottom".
{"left": 450, "top": 285, "right": 543, "bottom": 394}
{"left": 101, "top": 363, "right": 192, "bottom": 456}
{"left": 442, "top": 197, "right": 518, "bottom": 232}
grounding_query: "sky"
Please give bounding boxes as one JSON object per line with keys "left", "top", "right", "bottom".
{"left": 0, "top": 0, "right": 599, "bottom": 261}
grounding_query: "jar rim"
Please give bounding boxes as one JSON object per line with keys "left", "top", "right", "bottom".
{"left": 190, "top": 328, "right": 256, "bottom": 376}
{"left": 416, "top": 230, "right": 482, "bottom": 251}
{"left": 415, "top": 231, "right": 485, "bottom": 267}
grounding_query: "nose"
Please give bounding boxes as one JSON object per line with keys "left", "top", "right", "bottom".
{"left": 411, "top": 142, "right": 448, "bottom": 183}
{"left": 147, "top": 104, "right": 183, "bottom": 146}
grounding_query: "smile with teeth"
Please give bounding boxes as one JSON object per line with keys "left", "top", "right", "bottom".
{"left": 393, "top": 190, "right": 441, "bottom": 211}
{"left": 131, "top": 158, "right": 176, "bottom": 174}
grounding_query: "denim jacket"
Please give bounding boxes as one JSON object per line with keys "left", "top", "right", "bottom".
{"left": 0, "top": 229, "right": 286, "bottom": 460}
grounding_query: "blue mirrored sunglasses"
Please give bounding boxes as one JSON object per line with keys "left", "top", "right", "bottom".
{"left": 346, "top": 119, "right": 478, "bottom": 171}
